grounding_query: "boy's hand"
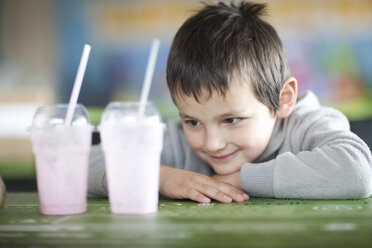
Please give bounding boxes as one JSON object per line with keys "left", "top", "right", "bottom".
{"left": 211, "top": 171, "right": 241, "bottom": 189}
{"left": 159, "top": 165, "right": 249, "bottom": 204}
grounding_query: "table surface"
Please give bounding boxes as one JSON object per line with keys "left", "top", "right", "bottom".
{"left": 0, "top": 193, "right": 372, "bottom": 248}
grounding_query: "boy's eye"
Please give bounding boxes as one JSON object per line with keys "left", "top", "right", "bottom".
{"left": 185, "top": 120, "right": 202, "bottom": 128}
{"left": 224, "top": 117, "right": 242, "bottom": 125}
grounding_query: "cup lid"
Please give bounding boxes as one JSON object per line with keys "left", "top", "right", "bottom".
{"left": 31, "top": 104, "right": 91, "bottom": 128}
{"left": 100, "top": 102, "right": 162, "bottom": 125}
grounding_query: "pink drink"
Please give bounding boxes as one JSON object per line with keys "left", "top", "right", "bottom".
{"left": 35, "top": 150, "right": 89, "bottom": 215}
{"left": 99, "top": 102, "right": 164, "bottom": 215}
{"left": 30, "top": 104, "right": 92, "bottom": 216}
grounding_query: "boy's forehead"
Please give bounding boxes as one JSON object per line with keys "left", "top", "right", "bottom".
{"left": 175, "top": 80, "right": 255, "bottom": 104}
{"left": 175, "top": 81, "right": 260, "bottom": 113}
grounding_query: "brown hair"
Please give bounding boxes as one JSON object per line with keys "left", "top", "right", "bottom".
{"left": 166, "top": 1, "right": 290, "bottom": 112}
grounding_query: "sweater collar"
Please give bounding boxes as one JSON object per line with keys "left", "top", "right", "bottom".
{"left": 253, "top": 91, "right": 318, "bottom": 163}
{"left": 254, "top": 117, "right": 284, "bottom": 163}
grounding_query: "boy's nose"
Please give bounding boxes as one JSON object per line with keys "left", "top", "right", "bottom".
{"left": 204, "top": 129, "right": 226, "bottom": 153}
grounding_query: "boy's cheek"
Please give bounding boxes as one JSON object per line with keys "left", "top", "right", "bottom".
{"left": 184, "top": 131, "right": 203, "bottom": 150}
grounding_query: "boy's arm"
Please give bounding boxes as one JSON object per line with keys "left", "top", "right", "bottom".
{"left": 159, "top": 165, "right": 248, "bottom": 203}
{"left": 239, "top": 108, "right": 372, "bottom": 199}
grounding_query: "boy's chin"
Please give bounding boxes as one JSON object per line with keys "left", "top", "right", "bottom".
{"left": 198, "top": 153, "right": 243, "bottom": 175}
{"left": 212, "top": 165, "right": 241, "bottom": 176}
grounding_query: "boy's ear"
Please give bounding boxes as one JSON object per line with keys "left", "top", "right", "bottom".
{"left": 276, "top": 76, "right": 298, "bottom": 119}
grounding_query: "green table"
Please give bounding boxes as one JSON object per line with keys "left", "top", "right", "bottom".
{"left": 1, "top": 193, "right": 372, "bottom": 248}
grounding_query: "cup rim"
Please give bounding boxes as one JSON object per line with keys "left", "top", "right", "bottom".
{"left": 97, "top": 121, "right": 165, "bottom": 130}
{"left": 106, "top": 101, "right": 155, "bottom": 107}
{"left": 28, "top": 123, "right": 95, "bottom": 132}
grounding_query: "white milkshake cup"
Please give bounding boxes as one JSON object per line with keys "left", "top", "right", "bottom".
{"left": 30, "top": 104, "right": 93, "bottom": 215}
{"left": 99, "top": 102, "right": 164, "bottom": 215}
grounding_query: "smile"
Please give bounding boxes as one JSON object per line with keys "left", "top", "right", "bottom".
{"left": 209, "top": 150, "right": 239, "bottom": 161}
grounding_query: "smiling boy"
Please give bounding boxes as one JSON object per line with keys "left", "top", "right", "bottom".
{"left": 88, "top": 1, "right": 372, "bottom": 203}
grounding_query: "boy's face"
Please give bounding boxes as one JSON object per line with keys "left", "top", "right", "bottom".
{"left": 176, "top": 81, "right": 277, "bottom": 175}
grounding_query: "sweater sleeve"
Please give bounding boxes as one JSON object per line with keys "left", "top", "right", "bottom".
{"left": 160, "top": 121, "right": 177, "bottom": 167}
{"left": 88, "top": 144, "right": 108, "bottom": 197}
{"left": 241, "top": 107, "right": 372, "bottom": 199}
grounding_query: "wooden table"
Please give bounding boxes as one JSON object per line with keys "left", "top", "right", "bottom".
{"left": 1, "top": 192, "right": 372, "bottom": 247}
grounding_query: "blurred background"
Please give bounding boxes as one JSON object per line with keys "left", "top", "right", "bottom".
{"left": 1, "top": 0, "right": 372, "bottom": 190}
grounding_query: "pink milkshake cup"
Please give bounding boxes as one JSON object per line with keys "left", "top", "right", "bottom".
{"left": 99, "top": 102, "right": 164, "bottom": 215}
{"left": 30, "top": 104, "right": 93, "bottom": 215}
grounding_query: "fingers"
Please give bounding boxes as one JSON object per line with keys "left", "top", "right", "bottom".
{"left": 160, "top": 166, "right": 249, "bottom": 204}
{"left": 185, "top": 188, "right": 211, "bottom": 204}
{"left": 182, "top": 178, "right": 249, "bottom": 204}
{"left": 198, "top": 184, "right": 233, "bottom": 203}
{"left": 214, "top": 181, "right": 249, "bottom": 202}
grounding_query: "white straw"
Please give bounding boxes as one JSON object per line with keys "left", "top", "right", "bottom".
{"left": 64, "top": 44, "right": 91, "bottom": 126}
{"left": 138, "top": 38, "right": 160, "bottom": 117}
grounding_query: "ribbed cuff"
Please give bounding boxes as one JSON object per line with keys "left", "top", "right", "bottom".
{"left": 240, "top": 162, "right": 274, "bottom": 197}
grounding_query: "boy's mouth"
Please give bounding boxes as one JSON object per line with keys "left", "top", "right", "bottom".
{"left": 209, "top": 150, "right": 239, "bottom": 161}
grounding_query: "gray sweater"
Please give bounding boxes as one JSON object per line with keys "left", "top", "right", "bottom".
{"left": 88, "top": 91, "right": 372, "bottom": 199}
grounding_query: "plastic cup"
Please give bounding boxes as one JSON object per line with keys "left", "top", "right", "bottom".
{"left": 99, "top": 102, "right": 165, "bottom": 215}
{"left": 30, "top": 104, "right": 93, "bottom": 215}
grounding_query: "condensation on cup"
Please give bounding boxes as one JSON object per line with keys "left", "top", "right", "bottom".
{"left": 30, "top": 104, "right": 93, "bottom": 215}
{"left": 99, "top": 102, "right": 165, "bottom": 215}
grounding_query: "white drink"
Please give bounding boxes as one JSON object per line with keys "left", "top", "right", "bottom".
{"left": 99, "top": 102, "right": 164, "bottom": 215}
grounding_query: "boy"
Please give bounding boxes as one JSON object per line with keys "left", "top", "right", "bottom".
{"left": 88, "top": 1, "right": 372, "bottom": 203}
